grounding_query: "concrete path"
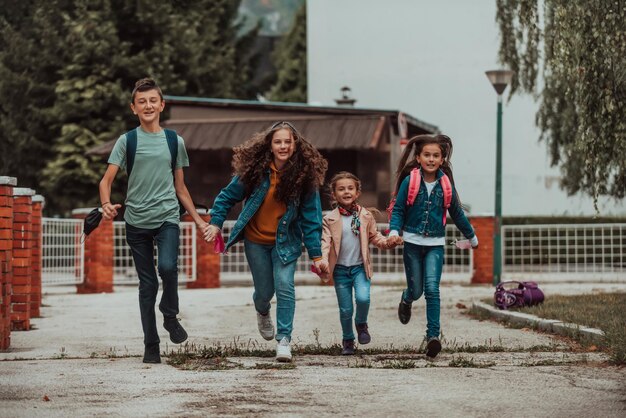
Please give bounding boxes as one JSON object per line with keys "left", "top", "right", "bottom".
{"left": 1, "top": 282, "right": 625, "bottom": 417}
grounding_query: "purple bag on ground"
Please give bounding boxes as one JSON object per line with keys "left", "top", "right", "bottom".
{"left": 494, "top": 281, "right": 545, "bottom": 310}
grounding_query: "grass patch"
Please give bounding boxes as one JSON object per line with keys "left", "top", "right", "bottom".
{"left": 448, "top": 356, "right": 495, "bottom": 368}
{"left": 477, "top": 292, "right": 626, "bottom": 365}
{"left": 381, "top": 359, "right": 417, "bottom": 369}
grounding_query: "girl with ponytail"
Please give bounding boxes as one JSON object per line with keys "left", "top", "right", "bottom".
{"left": 387, "top": 134, "right": 478, "bottom": 359}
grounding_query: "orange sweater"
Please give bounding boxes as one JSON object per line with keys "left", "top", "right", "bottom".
{"left": 244, "top": 163, "right": 286, "bottom": 245}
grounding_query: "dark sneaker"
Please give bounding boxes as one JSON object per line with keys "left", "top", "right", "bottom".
{"left": 398, "top": 298, "right": 412, "bottom": 324}
{"left": 143, "top": 343, "right": 161, "bottom": 364}
{"left": 341, "top": 339, "right": 355, "bottom": 355}
{"left": 163, "top": 317, "right": 188, "bottom": 344}
{"left": 425, "top": 337, "right": 442, "bottom": 359}
{"left": 355, "top": 322, "right": 371, "bottom": 345}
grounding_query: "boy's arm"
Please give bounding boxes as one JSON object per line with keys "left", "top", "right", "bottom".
{"left": 99, "top": 164, "right": 121, "bottom": 220}
{"left": 174, "top": 168, "right": 208, "bottom": 232}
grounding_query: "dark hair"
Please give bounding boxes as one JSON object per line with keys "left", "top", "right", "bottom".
{"left": 232, "top": 122, "right": 328, "bottom": 204}
{"left": 393, "top": 134, "right": 456, "bottom": 194}
{"left": 131, "top": 78, "right": 163, "bottom": 103}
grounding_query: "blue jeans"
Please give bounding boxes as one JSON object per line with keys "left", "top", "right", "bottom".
{"left": 244, "top": 239, "right": 297, "bottom": 342}
{"left": 402, "top": 242, "right": 444, "bottom": 339}
{"left": 333, "top": 264, "right": 370, "bottom": 341}
{"left": 125, "top": 221, "right": 180, "bottom": 345}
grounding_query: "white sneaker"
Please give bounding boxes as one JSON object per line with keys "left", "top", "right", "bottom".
{"left": 256, "top": 311, "right": 274, "bottom": 341}
{"left": 276, "top": 337, "right": 292, "bottom": 362}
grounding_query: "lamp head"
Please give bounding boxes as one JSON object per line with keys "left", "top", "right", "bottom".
{"left": 485, "top": 70, "right": 515, "bottom": 95}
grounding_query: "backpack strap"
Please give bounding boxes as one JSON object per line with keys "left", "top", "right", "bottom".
{"left": 164, "top": 128, "right": 178, "bottom": 175}
{"left": 406, "top": 168, "right": 421, "bottom": 206}
{"left": 439, "top": 173, "right": 452, "bottom": 226}
{"left": 125, "top": 128, "right": 138, "bottom": 177}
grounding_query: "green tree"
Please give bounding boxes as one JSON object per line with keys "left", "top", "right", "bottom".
{"left": 267, "top": 4, "right": 306, "bottom": 102}
{"left": 1, "top": 0, "right": 255, "bottom": 214}
{"left": 41, "top": 0, "right": 129, "bottom": 212}
{"left": 0, "top": 0, "right": 70, "bottom": 191}
{"left": 496, "top": 0, "right": 626, "bottom": 207}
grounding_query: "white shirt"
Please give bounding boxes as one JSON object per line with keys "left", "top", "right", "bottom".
{"left": 336, "top": 215, "right": 363, "bottom": 266}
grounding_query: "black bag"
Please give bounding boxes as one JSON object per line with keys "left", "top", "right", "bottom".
{"left": 81, "top": 208, "right": 103, "bottom": 242}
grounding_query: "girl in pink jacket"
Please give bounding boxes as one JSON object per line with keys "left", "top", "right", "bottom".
{"left": 319, "top": 172, "right": 402, "bottom": 355}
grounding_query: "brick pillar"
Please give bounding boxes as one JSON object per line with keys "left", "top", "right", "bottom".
{"left": 11, "top": 187, "right": 34, "bottom": 331}
{"left": 72, "top": 208, "right": 114, "bottom": 294}
{"left": 0, "top": 177, "right": 16, "bottom": 348}
{"left": 469, "top": 216, "right": 495, "bottom": 284}
{"left": 183, "top": 211, "right": 220, "bottom": 288}
{"left": 30, "top": 195, "right": 44, "bottom": 318}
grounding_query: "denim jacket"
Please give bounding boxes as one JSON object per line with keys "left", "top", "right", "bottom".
{"left": 209, "top": 174, "right": 323, "bottom": 264}
{"left": 389, "top": 169, "right": 475, "bottom": 239}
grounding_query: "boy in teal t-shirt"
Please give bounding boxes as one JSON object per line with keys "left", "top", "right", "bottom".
{"left": 99, "top": 78, "right": 209, "bottom": 364}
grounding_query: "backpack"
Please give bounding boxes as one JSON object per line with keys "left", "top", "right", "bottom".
{"left": 386, "top": 168, "right": 453, "bottom": 226}
{"left": 125, "top": 128, "right": 206, "bottom": 216}
{"left": 494, "top": 281, "right": 545, "bottom": 310}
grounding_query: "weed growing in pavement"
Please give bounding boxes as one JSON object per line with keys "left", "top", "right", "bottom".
{"left": 381, "top": 359, "right": 417, "bottom": 369}
{"left": 55, "top": 347, "right": 67, "bottom": 359}
{"left": 448, "top": 356, "right": 495, "bottom": 368}
{"left": 349, "top": 358, "right": 373, "bottom": 368}
{"left": 251, "top": 363, "right": 296, "bottom": 370}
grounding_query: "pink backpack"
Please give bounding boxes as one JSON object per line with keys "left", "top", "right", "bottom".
{"left": 386, "top": 168, "right": 453, "bottom": 226}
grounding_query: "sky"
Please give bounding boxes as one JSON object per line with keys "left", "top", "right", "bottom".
{"left": 307, "top": 0, "right": 625, "bottom": 217}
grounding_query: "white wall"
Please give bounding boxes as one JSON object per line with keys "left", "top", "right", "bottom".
{"left": 307, "top": 0, "right": 625, "bottom": 216}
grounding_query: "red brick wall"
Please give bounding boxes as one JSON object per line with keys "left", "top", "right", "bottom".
{"left": 0, "top": 177, "right": 16, "bottom": 348}
{"left": 72, "top": 209, "right": 114, "bottom": 294}
{"left": 11, "top": 188, "right": 34, "bottom": 331}
{"left": 30, "top": 197, "right": 43, "bottom": 317}
{"left": 469, "top": 216, "right": 495, "bottom": 284}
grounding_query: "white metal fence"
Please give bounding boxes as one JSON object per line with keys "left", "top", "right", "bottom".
{"left": 502, "top": 224, "right": 626, "bottom": 281}
{"left": 219, "top": 221, "right": 474, "bottom": 284}
{"left": 42, "top": 218, "right": 84, "bottom": 285}
{"left": 41, "top": 217, "right": 626, "bottom": 286}
{"left": 112, "top": 222, "right": 197, "bottom": 284}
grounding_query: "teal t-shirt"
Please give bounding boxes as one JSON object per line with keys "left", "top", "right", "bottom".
{"left": 108, "top": 127, "right": 190, "bottom": 229}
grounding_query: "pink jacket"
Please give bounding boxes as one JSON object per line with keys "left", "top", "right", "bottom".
{"left": 321, "top": 207, "right": 388, "bottom": 281}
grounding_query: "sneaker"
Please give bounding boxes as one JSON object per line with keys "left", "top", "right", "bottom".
{"left": 163, "top": 317, "right": 188, "bottom": 344}
{"left": 276, "top": 337, "right": 292, "bottom": 362}
{"left": 425, "top": 337, "right": 442, "bottom": 359}
{"left": 341, "top": 339, "right": 355, "bottom": 355}
{"left": 256, "top": 311, "right": 275, "bottom": 341}
{"left": 398, "top": 298, "right": 412, "bottom": 324}
{"left": 355, "top": 322, "right": 371, "bottom": 345}
{"left": 143, "top": 343, "right": 161, "bottom": 364}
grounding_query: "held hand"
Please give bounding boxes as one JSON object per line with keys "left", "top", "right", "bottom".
{"left": 197, "top": 220, "right": 209, "bottom": 234}
{"left": 203, "top": 224, "right": 220, "bottom": 243}
{"left": 317, "top": 260, "right": 329, "bottom": 275}
{"left": 386, "top": 235, "right": 403, "bottom": 249}
{"left": 102, "top": 203, "right": 122, "bottom": 220}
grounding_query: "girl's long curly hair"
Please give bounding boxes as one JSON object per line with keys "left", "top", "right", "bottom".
{"left": 232, "top": 122, "right": 328, "bottom": 204}
{"left": 393, "top": 134, "right": 456, "bottom": 194}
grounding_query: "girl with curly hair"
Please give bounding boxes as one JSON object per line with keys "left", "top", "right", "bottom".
{"left": 204, "top": 121, "right": 328, "bottom": 362}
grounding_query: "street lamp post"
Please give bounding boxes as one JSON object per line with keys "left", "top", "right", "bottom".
{"left": 485, "top": 69, "right": 514, "bottom": 286}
